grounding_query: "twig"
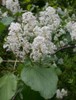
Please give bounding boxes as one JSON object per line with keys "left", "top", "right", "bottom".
{"left": 3, "top": 60, "right": 24, "bottom": 63}
{"left": 13, "top": 58, "right": 17, "bottom": 70}
{"left": 55, "top": 45, "right": 76, "bottom": 54}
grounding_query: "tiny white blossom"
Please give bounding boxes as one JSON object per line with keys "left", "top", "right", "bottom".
{"left": 9, "top": 22, "right": 22, "bottom": 33}
{"left": 61, "top": 88, "right": 67, "bottom": 96}
{"left": 60, "top": 41, "right": 65, "bottom": 47}
{"left": 56, "top": 89, "right": 63, "bottom": 99}
{"left": 66, "top": 21, "right": 76, "bottom": 40}
{"left": 56, "top": 88, "right": 67, "bottom": 99}
{"left": 2, "top": 0, "right": 21, "bottom": 14}
{"left": 0, "top": 9, "right": 8, "bottom": 18}
{"left": 54, "top": 36, "right": 58, "bottom": 41}
{"left": 57, "top": 7, "right": 64, "bottom": 15}
{"left": 2, "top": 11, "right": 8, "bottom": 17}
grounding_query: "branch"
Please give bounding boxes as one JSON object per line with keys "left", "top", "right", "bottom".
{"left": 3, "top": 60, "right": 24, "bottom": 63}
{"left": 55, "top": 44, "right": 76, "bottom": 54}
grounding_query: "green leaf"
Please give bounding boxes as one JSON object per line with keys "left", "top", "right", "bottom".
{"left": 23, "top": 0, "right": 31, "bottom": 3}
{"left": 0, "top": 22, "right": 6, "bottom": 34}
{"left": 1, "top": 17, "right": 14, "bottom": 26}
{"left": 0, "top": 73, "right": 17, "bottom": 100}
{"left": 27, "top": 4, "right": 32, "bottom": 10}
{"left": 21, "top": 66, "right": 58, "bottom": 99}
{"left": 55, "top": 67, "right": 62, "bottom": 76}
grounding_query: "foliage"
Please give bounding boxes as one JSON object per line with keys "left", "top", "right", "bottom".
{"left": 0, "top": 0, "right": 76, "bottom": 100}
{"left": 21, "top": 66, "right": 58, "bottom": 99}
{"left": 0, "top": 73, "right": 17, "bottom": 100}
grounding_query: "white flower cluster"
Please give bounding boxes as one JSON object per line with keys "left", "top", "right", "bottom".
{"left": 2, "top": 0, "right": 21, "bottom": 14}
{"left": 22, "top": 12, "right": 38, "bottom": 37}
{"left": 66, "top": 21, "right": 76, "bottom": 40}
{"left": 3, "top": 22, "right": 31, "bottom": 59}
{"left": 39, "top": 6, "right": 60, "bottom": 32}
{"left": 56, "top": 88, "right": 67, "bottom": 99}
{"left": 54, "top": 28, "right": 65, "bottom": 41}
{"left": 31, "top": 36, "right": 57, "bottom": 61}
{"left": 33, "top": 26, "right": 52, "bottom": 40}
{"left": 4, "top": 6, "right": 60, "bottom": 61}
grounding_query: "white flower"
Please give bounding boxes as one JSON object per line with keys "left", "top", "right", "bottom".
{"left": 2, "top": 11, "right": 8, "bottom": 17}
{"left": 56, "top": 89, "right": 63, "bottom": 99}
{"left": 3, "top": 6, "right": 61, "bottom": 61}
{"left": 54, "top": 36, "right": 58, "bottom": 41}
{"left": 22, "top": 12, "right": 37, "bottom": 24}
{"left": 61, "top": 88, "right": 67, "bottom": 96}
{"left": 60, "top": 41, "right": 65, "bottom": 46}
{"left": 66, "top": 21, "right": 73, "bottom": 32}
{"left": 66, "top": 21, "right": 76, "bottom": 40}
{"left": 46, "top": 6, "right": 56, "bottom": 14}
{"left": 39, "top": 6, "right": 60, "bottom": 31}
{"left": 57, "top": 7, "right": 64, "bottom": 15}
{"left": 9, "top": 22, "right": 22, "bottom": 33}
{"left": 30, "top": 36, "right": 57, "bottom": 61}
{"left": 56, "top": 88, "right": 67, "bottom": 99}
{"left": 59, "top": 28, "right": 65, "bottom": 35}
{"left": 3, "top": 22, "right": 31, "bottom": 59}
{"left": 33, "top": 26, "right": 43, "bottom": 36}
{"left": 22, "top": 12, "right": 38, "bottom": 37}
{"left": 33, "top": 26, "right": 52, "bottom": 40}
{"left": 2, "top": 0, "right": 21, "bottom": 14}
{"left": 0, "top": 9, "right": 8, "bottom": 18}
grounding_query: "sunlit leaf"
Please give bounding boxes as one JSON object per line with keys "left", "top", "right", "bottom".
{"left": 21, "top": 66, "right": 58, "bottom": 99}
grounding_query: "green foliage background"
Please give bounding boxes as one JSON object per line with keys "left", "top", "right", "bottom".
{"left": 0, "top": 0, "right": 76, "bottom": 100}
